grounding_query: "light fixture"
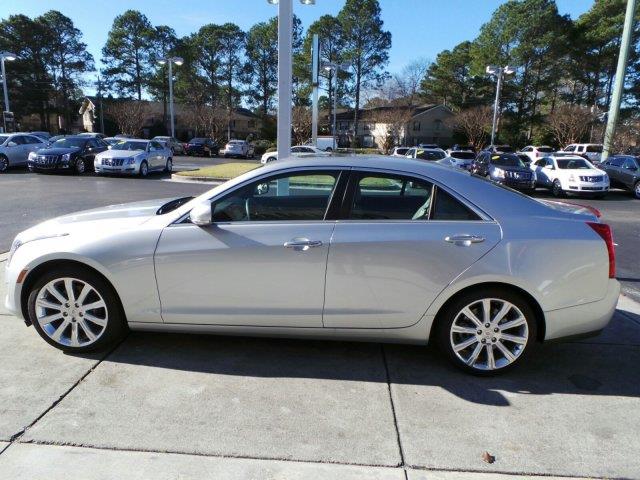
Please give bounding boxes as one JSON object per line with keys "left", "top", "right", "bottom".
{"left": 0, "top": 52, "right": 17, "bottom": 61}
{"left": 267, "top": 0, "right": 316, "bottom": 4}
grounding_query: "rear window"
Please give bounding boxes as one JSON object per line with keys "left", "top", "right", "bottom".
{"left": 586, "top": 145, "right": 603, "bottom": 153}
{"left": 496, "top": 145, "right": 514, "bottom": 152}
{"left": 450, "top": 151, "right": 475, "bottom": 160}
{"left": 537, "top": 147, "right": 553, "bottom": 152}
{"left": 432, "top": 189, "right": 480, "bottom": 221}
{"left": 416, "top": 150, "right": 446, "bottom": 161}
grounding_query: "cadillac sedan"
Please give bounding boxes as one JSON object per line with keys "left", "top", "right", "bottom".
{"left": 94, "top": 139, "right": 172, "bottom": 177}
{"left": 4, "top": 156, "right": 619, "bottom": 374}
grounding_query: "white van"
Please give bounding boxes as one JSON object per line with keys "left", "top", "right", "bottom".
{"left": 563, "top": 143, "right": 603, "bottom": 164}
{"left": 306, "top": 136, "right": 336, "bottom": 151}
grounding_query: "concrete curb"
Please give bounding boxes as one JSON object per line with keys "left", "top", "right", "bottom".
{"left": 169, "top": 174, "right": 225, "bottom": 185}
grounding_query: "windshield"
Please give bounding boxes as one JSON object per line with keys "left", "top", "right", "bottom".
{"left": 537, "top": 146, "right": 553, "bottom": 152}
{"left": 113, "top": 140, "right": 147, "bottom": 151}
{"left": 416, "top": 150, "right": 446, "bottom": 160}
{"left": 156, "top": 196, "right": 195, "bottom": 215}
{"left": 557, "top": 159, "right": 591, "bottom": 169}
{"left": 51, "top": 138, "right": 86, "bottom": 149}
{"left": 491, "top": 154, "right": 525, "bottom": 167}
{"left": 450, "top": 151, "right": 475, "bottom": 160}
{"left": 190, "top": 138, "right": 206, "bottom": 144}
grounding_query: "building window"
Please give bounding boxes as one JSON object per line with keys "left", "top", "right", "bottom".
{"left": 434, "top": 119, "right": 442, "bottom": 132}
{"left": 248, "top": 120, "right": 256, "bottom": 128}
{"left": 413, "top": 121, "right": 421, "bottom": 132}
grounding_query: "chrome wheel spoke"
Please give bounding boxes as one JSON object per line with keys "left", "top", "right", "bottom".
{"left": 501, "top": 333, "right": 527, "bottom": 345}
{"left": 495, "top": 340, "right": 516, "bottom": 362}
{"left": 76, "top": 284, "right": 91, "bottom": 305}
{"left": 51, "top": 320, "right": 70, "bottom": 342}
{"left": 492, "top": 302, "right": 512, "bottom": 324}
{"left": 453, "top": 336, "right": 478, "bottom": 352}
{"left": 37, "top": 312, "right": 63, "bottom": 327}
{"left": 486, "top": 344, "right": 496, "bottom": 370}
{"left": 46, "top": 284, "right": 67, "bottom": 304}
{"left": 451, "top": 325, "right": 477, "bottom": 335}
{"left": 466, "top": 342, "right": 483, "bottom": 366}
{"left": 461, "top": 307, "right": 482, "bottom": 328}
{"left": 70, "top": 322, "right": 79, "bottom": 346}
{"left": 499, "top": 316, "right": 526, "bottom": 331}
{"left": 36, "top": 298, "right": 62, "bottom": 311}
{"left": 78, "top": 320, "right": 97, "bottom": 342}
{"left": 64, "top": 279, "right": 76, "bottom": 302}
{"left": 481, "top": 299, "right": 491, "bottom": 324}
{"left": 83, "top": 300, "right": 106, "bottom": 312}
{"left": 83, "top": 313, "right": 107, "bottom": 327}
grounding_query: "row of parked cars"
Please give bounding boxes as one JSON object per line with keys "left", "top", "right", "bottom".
{"left": 390, "top": 143, "right": 639, "bottom": 199}
{"left": 0, "top": 131, "right": 258, "bottom": 177}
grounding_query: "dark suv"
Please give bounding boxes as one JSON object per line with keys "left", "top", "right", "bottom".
{"left": 28, "top": 136, "right": 108, "bottom": 174}
{"left": 599, "top": 155, "right": 640, "bottom": 198}
{"left": 472, "top": 152, "right": 536, "bottom": 191}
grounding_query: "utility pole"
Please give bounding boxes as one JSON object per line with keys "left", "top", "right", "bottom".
{"left": 311, "top": 34, "right": 319, "bottom": 147}
{"left": 97, "top": 76, "right": 105, "bottom": 134}
{"left": 157, "top": 57, "right": 183, "bottom": 138}
{"left": 602, "top": 0, "right": 637, "bottom": 162}
{"left": 486, "top": 65, "right": 515, "bottom": 146}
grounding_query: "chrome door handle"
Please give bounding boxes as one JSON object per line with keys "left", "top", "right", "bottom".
{"left": 284, "top": 238, "right": 323, "bottom": 251}
{"left": 445, "top": 235, "right": 485, "bottom": 247}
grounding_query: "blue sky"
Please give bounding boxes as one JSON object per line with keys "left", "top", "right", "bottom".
{"left": 6, "top": 0, "right": 592, "bottom": 77}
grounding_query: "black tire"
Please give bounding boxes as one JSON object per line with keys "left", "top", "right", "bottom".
{"left": 552, "top": 179, "right": 564, "bottom": 197}
{"left": 164, "top": 158, "right": 173, "bottom": 173}
{"left": 74, "top": 158, "right": 86, "bottom": 175}
{"left": 267, "top": 156, "right": 277, "bottom": 163}
{"left": 0, "top": 155, "right": 9, "bottom": 172}
{"left": 139, "top": 161, "right": 149, "bottom": 177}
{"left": 27, "top": 266, "right": 128, "bottom": 353}
{"left": 634, "top": 181, "right": 640, "bottom": 199}
{"left": 435, "top": 287, "right": 538, "bottom": 376}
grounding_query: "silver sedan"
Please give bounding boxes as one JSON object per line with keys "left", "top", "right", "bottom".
{"left": 4, "top": 156, "right": 619, "bottom": 374}
{"left": 94, "top": 139, "right": 172, "bottom": 177}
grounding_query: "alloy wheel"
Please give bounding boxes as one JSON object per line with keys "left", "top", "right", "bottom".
{"left": 140, "top": 162, "right": 148, "bottom": 177}
{"left": 166, "top": 159, "right": 173, "bottom": 172}
{"left": 449, "top": 298, "right": 529, "bottom": 371}
{"left": 35, "top": 277, "right": 109, "bottom": 347}
{"left": 634, "top": 181, "right": 640, "bottom": 199}
{"left": 0, "top": 156, "right": 8, "bottom": 172}
{"left": 76, "top": 160, "right": 85, "bottom": 174}
{"left": 552, "top": 180, "right": 562, "bottom": 197}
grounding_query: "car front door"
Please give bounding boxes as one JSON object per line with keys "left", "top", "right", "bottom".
{"left": 604, "top": 156, "right": 624, "bottom": 187}
{"left": 5, "top": 135, "right": 28, "bottom": 165}
{"left": 323, "top": 170, "right": 502, "bottom": 329}
{"left": 621, "top": 157, "right": 639, "bottom": 189}
{"left": 154, "top": 168, "right": 344, "bottom": 326}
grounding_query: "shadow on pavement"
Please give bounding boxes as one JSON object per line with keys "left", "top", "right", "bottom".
{"left": 73, "top": 309, "right": 640, "bottom": 408}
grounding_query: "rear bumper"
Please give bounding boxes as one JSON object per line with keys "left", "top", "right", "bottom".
{"left": 544, "top": 279, "right": 620, "bottom": 341}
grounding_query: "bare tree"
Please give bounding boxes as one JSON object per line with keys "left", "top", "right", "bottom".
{"left": 105, "top": 100, "right": 151, "bottom": 136}
{"left": 368, "top": 107, "right": 413, "bottom": 152}
{"left": 291, "top": 106, "right": 312, "bottom": 146}
{"left": 183, "top": 98, "right": 227, "bottom": 144}
{"left": 449, "top": 106, "right": 493, "bottom": 150}
{"left": 546, "top": 105, "right": 596, "bottom": 148}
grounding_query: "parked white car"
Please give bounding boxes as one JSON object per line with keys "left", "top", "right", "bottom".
{"left": 221, "top": 140, "right": 254, "bottom": 159}
{"left": 530, "top": 155, "right": 609, "bottom": 197}
{"left": 405, "top": 147, "right": 447, "bottom": 161}
{"left": 562, "top": 144, "right": 603, "bottom": 164}
{"left": 305, "top": 136, "right": 336, "bottom": 151}
{"left": 261, "top": 145, "right": 331, "bottom": 164}
{"left": 0, "top": 133, "right": 46, "bottom": 172}
{"left": 94, "top": 139, "right": 172, "bottom": 177}
{"left": 518, "top": 145, "right": 554, "bottom": 162}
{"left": 440, "top": 150, "right": 476, "bottom": 170}
{"left": 390, "top": 146, "right": 410, "bottom": 157}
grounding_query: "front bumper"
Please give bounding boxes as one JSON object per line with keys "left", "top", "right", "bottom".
{"left": 544, "top": 279, "right": 620, "bottom": 340}
{"left": 564, "top": 181, "right": 609, "bottom": 193}
{"left": 94, "top": 164, "right": 138, "bottom": 175}
{"left": 27, "top": 161, "right": 72, "bottom": 172}
{"left": 494, "top": 177, "right": 536, "bottom": 190}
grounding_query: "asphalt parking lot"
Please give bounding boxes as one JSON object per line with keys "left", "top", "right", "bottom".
{"left": 1, "top": 157, "right": 640, "bottom": 478}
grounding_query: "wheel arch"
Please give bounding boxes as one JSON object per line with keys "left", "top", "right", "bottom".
{"left": 20, "top": 259, "right": 125, "bottom": 326}
{"left": 428, "top": 281, "right": 546, "bottom": 344}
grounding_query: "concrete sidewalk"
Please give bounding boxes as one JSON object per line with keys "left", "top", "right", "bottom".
{"left": 1, "top": 254, "right": 639, "bottom": 479}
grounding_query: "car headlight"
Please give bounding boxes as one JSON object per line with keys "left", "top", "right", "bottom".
{"left": 6, "top": 233, "right": 69, "bottom": 268}
{"left": 127, "top": 158, "right": 136, "bottom": 164}
{"left": 7, "top": 238, "right": 23, "bottom": 267}
{"left": 28, "top": 152, "right": 37, "bottom": 161}
{"left": 61, "top": 153, "right": 71, "bottom": 163}
{"left": 493, "top": 168, "right": 505, "bottom": 179}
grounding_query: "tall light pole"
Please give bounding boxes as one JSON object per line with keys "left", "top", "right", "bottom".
{"left": 602, "top": 0, "right": 637, "bottom": 162}
{"left": 268, "top": 0, "right": 315, "bottom": 161}
{"left": 157, "top": 56, "right": 183, "bottom": 138}
{"left": 323, "top": 62, "right": 349, "bottom": 151}
{"left": 486, "top": 65, "right": 514, "bottom": 146}
{"left": 1, "top": 52, "right": 17, "bottom": 133}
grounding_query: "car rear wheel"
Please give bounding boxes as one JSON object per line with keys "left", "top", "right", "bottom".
{"left": 634, "top": 181, "right": 640, "bottom": 199}
{"left": 267, "top": 156, "right": 276, "bottom": 163}
{"left": 552, "top": 179, "right": 564, "bottom": 197}
{"left": 436, "top": 288, "right": 537, "bottom": 375}
{"left": 0, "top": 155, "right": 8, "bottom": 172}
{"left": 139, "top": 161, "right": 149, "bottom": 177}
{"left": 27, "top": 267, "right": 127, "bottom": 353}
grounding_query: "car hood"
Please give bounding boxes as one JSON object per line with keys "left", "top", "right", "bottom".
{"left": 561, "top": 168, "right": 605, "bottom": 176}
{"left": 98, "top": 149, "right": 143, "bottom": 158}
{"left": 15, "top": 198, "right": 170, "bottom": 244}
{"left": 35, "top": 147, "right": 81, "bottom": 155}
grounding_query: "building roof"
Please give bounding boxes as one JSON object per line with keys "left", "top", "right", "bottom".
{"left": 335, "top": 104, "right": 449, "bottom": 121}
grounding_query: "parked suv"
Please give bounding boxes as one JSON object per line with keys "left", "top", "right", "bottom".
{"left": 518, "top": 145, "right": 554, "bottom": 162}
{"left": 222, "top": 139, "right": 254, "bottom": 159}
{"left": 599, "top": 155, "right": 640, "bottom": 198}
{"left": 472, "top": 152, "right": 536, "bottom": 191}
{"left": 563, "top": 143, "right": 603, "bottom": 164}
{"left": 530, "top": 155, "right": 608, "bottom": 198}
{"left": 28, "top": 135, "right": 109, "bottom": 174}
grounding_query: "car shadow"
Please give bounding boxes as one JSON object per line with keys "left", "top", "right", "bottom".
{"left": 72, "top": 308, "right": 640, "bottom": 407}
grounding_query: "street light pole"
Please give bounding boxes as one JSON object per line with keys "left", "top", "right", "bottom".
{"left": 486, "top": 65, "right": 514, "bottom": 146}
{"left": 324, "top": 62, "right": 348, "bottom": 151}
{"left": 602, "top": 0, "right": 637, "bottom": 162}
{"left": 157, "top": 57, "right": 183, "bottom": 138}
{"left": 0, "top": 52, "right": 17, "bottom": 133}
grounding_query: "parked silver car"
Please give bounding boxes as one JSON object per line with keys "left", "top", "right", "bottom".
{"left": 153, "top": 136, "right": 185, "bottom": 155}
{"left": 0, "top": 133, "right": 46, "bottom": 172}
{"left": 93, "top": 139, "right": 172, "bottom": 177}
{"left": 221, "top": 139, "right": 254, "bottom": 159}
{"left": 5, "top": 156, "right": 619, "bottom": 374}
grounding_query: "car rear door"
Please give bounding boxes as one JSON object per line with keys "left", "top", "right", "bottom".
{"left": 323, "top": 169, "right": 501, "bottom": 329}
{"left": 154, "top": 168, "right": 346, "bottom": 327}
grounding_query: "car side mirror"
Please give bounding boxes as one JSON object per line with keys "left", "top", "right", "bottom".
{"left": 189, "top": 201, "right": 212, "bottom": 226}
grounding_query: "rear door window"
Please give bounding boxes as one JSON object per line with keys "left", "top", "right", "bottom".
{"left": 431, "top": 189, "right": 481, "bottom": 221}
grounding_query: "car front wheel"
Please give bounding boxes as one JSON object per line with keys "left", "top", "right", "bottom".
{"left": 634, "top": 181, "right": 640, "bottom": 199}
{"left": 74, "top": 159, "right": 86, "bottom": 175}
{"left": 165, "top": 158, "right": 173, "bottom": 173}
{"left": 27, "top": 267, "right": 127, "bottom": 353}
{"left": 552, "top": 179, "right": 564, "bottom": 197}
{"left": 436, "top": 288, "right": 537, "bottom": 375}
{"left": 0, "top": 155, "right": 8, "bottom": 172}
{"left": 139, "top": 161, "right": 149, "bottom": 177}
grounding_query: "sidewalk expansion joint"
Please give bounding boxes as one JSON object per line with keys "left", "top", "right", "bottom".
{"left": 380, "top": 344, "right": 406, "bottom": 471}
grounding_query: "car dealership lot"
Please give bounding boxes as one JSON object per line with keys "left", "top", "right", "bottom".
{"left": 1, "top": 158, "right": 640, "bottom": 478}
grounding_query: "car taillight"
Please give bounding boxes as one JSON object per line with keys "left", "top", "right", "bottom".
{"left": 587, "top": 222, "right": 615, "bottom": 278}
